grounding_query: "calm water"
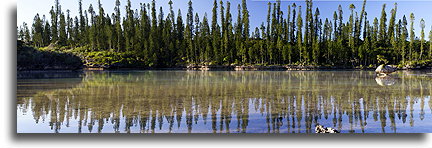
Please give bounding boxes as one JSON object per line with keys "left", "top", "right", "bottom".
{"left": 17, "top": 70, "right": 432, "bottom": 133}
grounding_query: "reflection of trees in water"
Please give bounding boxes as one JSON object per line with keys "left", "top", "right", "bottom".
{"left": 17, "top": 71, "right": 432, "bottom": 133}
{"left": 17, "top": 77, "right": 83, "bottom": 99}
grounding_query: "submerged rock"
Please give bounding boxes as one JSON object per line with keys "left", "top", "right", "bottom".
{"left": 315, "top": 124, "right": 339, "bottom": 133}
{"left": 375, "top": 65, "right": 397, "bottom": 75}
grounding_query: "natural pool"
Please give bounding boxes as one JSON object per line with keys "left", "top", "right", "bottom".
{"left": 16, "top": 70, "right": 432, "bottom": 133}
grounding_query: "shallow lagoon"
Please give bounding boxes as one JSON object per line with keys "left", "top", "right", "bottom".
{"left": 17, "top": 70, "right": 432, "bottom": 133}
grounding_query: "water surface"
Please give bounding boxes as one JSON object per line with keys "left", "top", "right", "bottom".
{"left": 17, "top": 70, "right": 432, "bottom": 133}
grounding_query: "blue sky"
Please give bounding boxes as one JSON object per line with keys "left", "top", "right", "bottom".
{"left": 18, "top": 0, "right": 432, "bottom": 38}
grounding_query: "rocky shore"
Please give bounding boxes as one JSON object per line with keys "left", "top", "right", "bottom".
{"left": 184, "top": 64, "right": 431, "bottom": 71}
{"left": 19, "top": 64, "right": 432, "bottom": 71}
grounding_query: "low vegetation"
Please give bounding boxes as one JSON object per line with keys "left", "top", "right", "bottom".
{"left": 17, "top": 40, "right": 82, "bottom": 70}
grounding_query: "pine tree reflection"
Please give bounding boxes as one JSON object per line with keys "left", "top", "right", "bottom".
{"left": 17, "top": 71, "right": 432, "bottom": 133}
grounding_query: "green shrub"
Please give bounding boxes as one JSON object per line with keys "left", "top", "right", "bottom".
{"left": 17, "top": 43, "right": 82, "bottom": 70}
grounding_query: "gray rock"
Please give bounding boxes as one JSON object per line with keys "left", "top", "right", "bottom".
{"left": 375, "top": 65, "right": 397, "bottom": 75}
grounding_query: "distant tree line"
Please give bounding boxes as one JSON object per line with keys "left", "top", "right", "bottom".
{"left": 17, "top": 0, "right": 432, "bottom": 67}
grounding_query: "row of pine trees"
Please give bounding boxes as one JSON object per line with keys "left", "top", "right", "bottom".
{"left": 18, "top": 0, "right": 432, "bottom": 67}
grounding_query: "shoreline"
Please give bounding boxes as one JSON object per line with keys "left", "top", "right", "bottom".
{"left": 17, "top": 65, "right": 432, "bottom": 72}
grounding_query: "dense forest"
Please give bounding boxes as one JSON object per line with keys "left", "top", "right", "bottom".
{"left": 17, "top": 0, "right": 432, "bottom": 69}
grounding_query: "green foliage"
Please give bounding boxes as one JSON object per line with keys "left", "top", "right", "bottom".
{"left": 400, "top": 59, "right": 432, "bottom": 68}
{"left": 79, "top": 51, "right": 145, "bottom": 68}
{"left": 17, "top": 41, "right": 82, "bottom": 70}
{"left": 376, "top": 55, "right": 388, "bottom": 64}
